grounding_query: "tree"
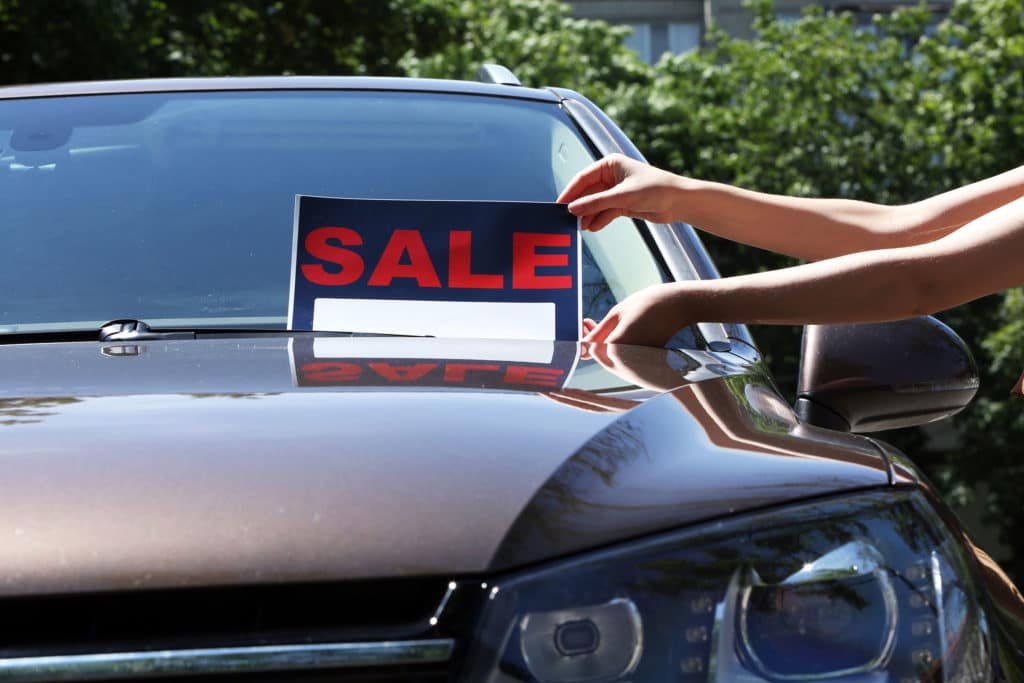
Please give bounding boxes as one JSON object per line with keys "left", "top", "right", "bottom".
{"left": 398, "top": 0, "right": 650, "bottom": 105}
{"left": 0, "top": 1, "right": 458, "bottom": 85}
{"left": 0, "top": 0, "right": 173, "bottom": 83}
{"left": 0, "top": 0, "right": 645, "bottom": 100}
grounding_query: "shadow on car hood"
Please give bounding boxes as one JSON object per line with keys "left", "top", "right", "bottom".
{"left": 0, "top": 336, "right": 891, "bottom": 595}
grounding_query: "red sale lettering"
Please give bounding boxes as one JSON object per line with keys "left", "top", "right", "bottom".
{"left": 300, "top": 362, "right": 362, "bottom": 383}
{"left": 301, "top": 227, "right": 365, "bottom": 286}
{"left": 512, "top": 232, "right": 572, "bottom": 289}
{"left": 300, "top": 227, "right": 573, "bottom": 291}
{"left": 504, "top": 365, "right": 565, "bottom": 387}
{"left": 368, "top": 362, "right": 438, "bottom": 382}
{"left": 368, "top": 230, "right": 442, "bottom": 288}
{"left": 443, "top": 362, "right": 501, "bottom": 383}
{"left": 448, "top": 231, "right": 504, "bottom": 289}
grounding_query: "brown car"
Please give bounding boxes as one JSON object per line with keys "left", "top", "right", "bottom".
{"left": 0, "top": 70, "right": 1018, "bottom": 682}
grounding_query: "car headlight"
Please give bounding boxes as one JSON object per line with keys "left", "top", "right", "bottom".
{"left": 462, "top": 490, "right": 993, "bottom": 683}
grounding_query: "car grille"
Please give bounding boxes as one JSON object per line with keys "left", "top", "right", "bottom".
{"left": 0, "top": 642, "right": 454, "bottom": 682}
{"left": 0, "top": 579, "right": 462, "bottom": 682}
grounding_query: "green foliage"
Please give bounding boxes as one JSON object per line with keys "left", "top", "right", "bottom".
{"left": 0, "top": 0, "right": 174, "bottom": 83}
{"left": 398, "top": 0, "right": 649, "bottom": 104}
{"left": 0, "top": 1, "right": 464, "bottom": 83}
{"left": 0, "top": 0, "right": 645, "bottom": 104}
{"left": 155, "top": 1, "right": 456, "bottom": 77}
{"left": 614, "top": 4, "right": 932, "bottom": 203}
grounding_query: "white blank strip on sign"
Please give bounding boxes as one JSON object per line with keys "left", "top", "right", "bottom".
{"left": 312, "top": 298, "right": 557, "bottom": 341}
{"left": 312, "top": 337, "right": 556, "bottom": 364}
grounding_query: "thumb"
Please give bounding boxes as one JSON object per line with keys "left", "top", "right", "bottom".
{"left": 567, "top": 186, "right": 629, "bottom": 218}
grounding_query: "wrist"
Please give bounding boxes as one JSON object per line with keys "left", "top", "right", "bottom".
{"left": 669, "top": 174, "right": 704, "bottom": 222}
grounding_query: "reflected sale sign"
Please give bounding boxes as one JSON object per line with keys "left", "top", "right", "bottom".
{"left": 288, "top": 196, "right": 581, "bottom": 341}
{"left": 290, "top": 337, "right": 580, "bottom": 391}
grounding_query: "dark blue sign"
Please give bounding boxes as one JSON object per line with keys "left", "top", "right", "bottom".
{"left": 288, "top": 196, "right": 580, "bottom": 341}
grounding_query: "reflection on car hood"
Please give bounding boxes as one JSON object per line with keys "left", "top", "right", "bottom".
{"left": 0, "top": 336, "right": 891, "bottom": 595}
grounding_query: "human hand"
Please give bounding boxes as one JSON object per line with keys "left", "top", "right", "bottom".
{"left": 557, "top": 153, "right": 684, "bottom": 232}
{"left": 583, "top": 283, "right": 689, "bottom": 346}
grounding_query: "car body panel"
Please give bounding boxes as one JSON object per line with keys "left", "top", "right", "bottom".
{"left": 0, "top": 337, "right": 890, "bottom": 596}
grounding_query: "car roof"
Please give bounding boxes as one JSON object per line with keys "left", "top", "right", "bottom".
{"left": 0, "top": 76, "right": 562, "bottom": 102}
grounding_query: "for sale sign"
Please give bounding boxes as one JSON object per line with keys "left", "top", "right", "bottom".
{"left": 288, "top": 196, "right": 581, "bottom": 341}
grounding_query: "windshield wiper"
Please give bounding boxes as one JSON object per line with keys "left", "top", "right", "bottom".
{"left": 98, "top": 320, "right": 431, "bottom": 341}
{"left": 0, "top": 320, "right": 429, "bottom": 345}
{"left": 99, "top": 319, "right": 196, "bottom": 341}
{"left": 98, "top": 320, "right": 370, "bottom": 341}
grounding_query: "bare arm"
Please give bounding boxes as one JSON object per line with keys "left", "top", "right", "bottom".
{"left": 559, "top": 154, "right": 1024, "bottom": 261}
{"left": 893, "top": 163, "right": 1024, "bottom": 241}
{"left": 585, "top": 196, "right": 1024, "bottom": 345}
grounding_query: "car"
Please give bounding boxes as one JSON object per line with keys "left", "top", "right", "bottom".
{"left": 0, "top": 66, "right": 1020, "bottom": 683}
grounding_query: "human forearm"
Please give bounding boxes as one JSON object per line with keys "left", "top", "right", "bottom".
{"left": 582, "top": 249, "right": 934, "bottom": 347}
{"left": 561, "top": 155, "right": 1024, "bottom": 264}
{"left": 585, "top": 196, "right": 1024, "bottom": 346}
{"left": 580, "top": 249, "right": 939, "bottom": 347}
{"left": 560, "top": 154, "right": 908, "bottom": 261}
{"left": 675, "top": 248, "right": 936, "bottom": 326}
{"left": 672, "top": 178, "right": 904, "bottom": 261}
{"left": 894, "top": 164, "right": 1024, "bottom": 243}
{"left": 688, "top": 163, "right": 1024, "bottom": 258}
{"left": 685, "top": 164, "right": 1024, "bottom": 258}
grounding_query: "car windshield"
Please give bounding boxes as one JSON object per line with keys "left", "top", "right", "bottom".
{"left": 0, "top": 89, "right": 686, "bottom": 338}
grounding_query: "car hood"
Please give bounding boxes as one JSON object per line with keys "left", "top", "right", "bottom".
{"left": 0, "top": 335, "right": 891, "bottom": 596}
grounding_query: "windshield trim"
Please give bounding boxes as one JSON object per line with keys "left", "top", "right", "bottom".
{"left": 0, "top": 76, "right": 560, "bottom": 104}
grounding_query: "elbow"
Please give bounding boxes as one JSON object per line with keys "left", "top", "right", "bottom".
{"left": 876, "top": 204, "right": 919, "bottom": 249}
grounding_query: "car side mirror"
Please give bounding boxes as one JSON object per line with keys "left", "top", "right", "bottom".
{"left": 794, "top": 316, "right": 979, "bottom": 433}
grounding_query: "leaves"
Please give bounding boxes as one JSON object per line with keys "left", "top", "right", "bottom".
{"left": 397, "top": 0, "right": 649, "bottom": 104}
{"left": 0, "top": 0, "right": 462, "bottom": 83}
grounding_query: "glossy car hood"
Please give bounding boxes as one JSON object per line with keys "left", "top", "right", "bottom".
{"left": 0, "top": 336, "right": 891, "bottom": 595}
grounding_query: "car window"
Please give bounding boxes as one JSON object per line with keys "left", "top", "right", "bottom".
{"left": 0, "top": 90, "right": 695, "bottom": 342}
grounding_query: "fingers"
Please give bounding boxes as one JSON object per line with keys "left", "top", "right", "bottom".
{"left": 583, "top": 310, "right": 620, "bottom": 344}
{"left": 560, "top": 180, "right": 607, "bottom": 209}
{"left": 583, "top": 306, "right": 668, "bottom": 346}
{"left": 567, "top": 186, "right": 629, "bottom": 222}
{"left": 581, "top": 207, "right": 625, "bottom": 232}
{"left": 556, "top": 166, "right": 603, "bottom": 205}
{"left": 582, "top": 318, "right": 597, "bottom": 336}
{"left": 556, "top": 155, "right": 622, "bottom": 204}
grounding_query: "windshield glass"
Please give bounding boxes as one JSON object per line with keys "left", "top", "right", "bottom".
{"left": 0, "top": 89, "right": 684, "bottom": 337}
